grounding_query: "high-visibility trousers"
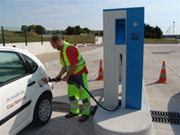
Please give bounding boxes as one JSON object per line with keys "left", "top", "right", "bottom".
{"left": 67, "top": 73, "right": 91, "bottom": 115}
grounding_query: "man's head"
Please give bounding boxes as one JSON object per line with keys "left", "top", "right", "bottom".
{"left": 50, "top": 35, "right": 64, "bottom": 50}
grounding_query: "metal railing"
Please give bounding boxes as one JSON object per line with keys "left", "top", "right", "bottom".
{"left": 0, "top": 26, "right": 64, "bottom": 46}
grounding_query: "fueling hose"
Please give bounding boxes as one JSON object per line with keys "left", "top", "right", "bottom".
{"left": 49, "top": 77, "right": 121, "bottom": 112}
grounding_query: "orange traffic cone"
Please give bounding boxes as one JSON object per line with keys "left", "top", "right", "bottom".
{"left": 156, "top": 61, "right": 168, "bottom": 84}
{"left": 96, "top": 60, "right": 104, "bottom": 80}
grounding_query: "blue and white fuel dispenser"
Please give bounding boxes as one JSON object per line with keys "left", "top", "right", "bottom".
{"left": 93, "top": 7, "right": 152, "bottom": 135}
{"left": 103, "top": 7, "right": 144, "bottom": 110}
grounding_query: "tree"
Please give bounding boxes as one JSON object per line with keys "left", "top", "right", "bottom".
{"left": 95, "top": 32, "right": 99, "bottom": 36}
{"left": 74, "top": 25, "right": 81, "bottom": 35}
{"left": 35, "top": 25, "right": 45, "bottom": 34}
{"left": 21, "top": 25, "right": 28, "bottom": 32}
{"left": 56, "top": 30, "right": 61, "bottom": 34}
{"left": 52, "top": 29, "right": 61, "bottom": 34}
{"left": 144, "top": 24, "right": 163, "bottom": 39}
{"left": 154, "top": 26, "right": 163, "bottom": 39}
{"left": 28, "top": 24, "right": 36, "bottom": 32}
{"left": 64, "top": 26, "right": 93, "bottom": 35}
{"left": 145, "top": 32, "right": 152, "bottom": 38}
{"left": 145, "top": 24, "right": 153, "bottom": 33}
{"left": 100, "top": 31, "right": 103, "bottom": 36}
{"left": 65, "top": 26, "right": 76, "bottom": 35}
{"left": 152, "top": 33, "right": 157, "bottom": 39}
{"left": 82, "top": 27, "right": 91, "bottom": 34}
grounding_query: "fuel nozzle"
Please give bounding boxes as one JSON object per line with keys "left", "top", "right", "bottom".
{"left": 48, "top": 77, "right": 61, "bottom": 82}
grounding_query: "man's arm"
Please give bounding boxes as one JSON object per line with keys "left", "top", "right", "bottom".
{"left": 62, "top": 64, "right": 77, "bottom": 81}
{"left": 55, "top": 67, "right": 66, "bottom": 81}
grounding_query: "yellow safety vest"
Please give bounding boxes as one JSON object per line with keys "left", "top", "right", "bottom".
{"left": 59, "top": 42, "right": 86, "bottom": 75}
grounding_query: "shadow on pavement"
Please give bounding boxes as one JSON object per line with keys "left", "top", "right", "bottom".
{"left": 18, "top": 113, "right": 94, "bottom": 135}
{"left": 145, "top": 82, "right": 159, "bottom": 86}
{"left": 168, "top": 91, "right": 180, "bottom": 135}
{"left": 151, "top": 51, "right": 175, "bottom": 54}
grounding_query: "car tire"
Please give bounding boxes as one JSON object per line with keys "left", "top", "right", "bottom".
{"left": 33, "top": 94, "right": 52, "bottom": 127}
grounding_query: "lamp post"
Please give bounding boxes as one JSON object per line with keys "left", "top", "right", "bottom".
{"left": 173, "top": 21, "right": 175, "bottom": 35}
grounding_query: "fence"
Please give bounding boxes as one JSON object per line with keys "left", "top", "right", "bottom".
{"left": 0, "top": 26, "right": 100, "bottom": 55}
{"left": 0, "top": 26, "right": 53, "bottom": 46}
{"left": 0, "top": 26, "right": 97, "bottom": 46}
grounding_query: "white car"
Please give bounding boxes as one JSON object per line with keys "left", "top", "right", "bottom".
{"left": 0, "top": 47, "right": 53, "bottom": 135}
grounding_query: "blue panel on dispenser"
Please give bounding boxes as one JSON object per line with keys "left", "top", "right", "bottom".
{"left": 125, "top": 7, "right": 144, "bottom": 110}
{"left": 115, "top": 19, "right": 126, "bottom": 45}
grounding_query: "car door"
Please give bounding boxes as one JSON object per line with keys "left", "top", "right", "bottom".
{"left": 0, "top": 51, "right": 37, "bottom": 135}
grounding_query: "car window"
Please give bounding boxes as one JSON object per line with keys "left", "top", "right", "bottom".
{"left": 0, "top": 51, "right": 26, "bottom": 85}
{"left": 23, "top": 54, "right": 38, "bottom": 73}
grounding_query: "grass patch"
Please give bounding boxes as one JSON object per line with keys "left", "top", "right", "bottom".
{"left": 144, "top": 38, "right": 180, "bottom": 44}
{"left": 64, "top": 35, "right": 94, "bottom": 43}
{"left": 0, "top": 31, "right": 95, "bottom": 44}
{"left": 0, "top": 31, "right": 179, "bottom": 44}
{"left": 0, "top": 31, "right": 50, "bottom": 43}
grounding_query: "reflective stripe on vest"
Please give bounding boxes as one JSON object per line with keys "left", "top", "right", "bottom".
{"left": 59, "top": 42, "right": 86, "bottom": 75}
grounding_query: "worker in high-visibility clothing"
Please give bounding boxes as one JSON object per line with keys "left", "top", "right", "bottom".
{"left": 50, "top": 35, "right": 91, "bottom": 122}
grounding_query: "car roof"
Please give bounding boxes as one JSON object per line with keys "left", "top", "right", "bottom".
{"left": 0, "top": 47, "right": 42, "bottom": 65}
{"left": 0, "top": 46, "right": 29, "bottom": 54}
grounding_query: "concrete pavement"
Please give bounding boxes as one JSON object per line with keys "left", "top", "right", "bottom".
{"left": 18, "top": 47, "right": 103, "bottom": 135}
{"left": 18, "top": 44, "right": 180, "bottom": 135}
{"left": 144, "top": 44, "right": 180, "bottom": 135}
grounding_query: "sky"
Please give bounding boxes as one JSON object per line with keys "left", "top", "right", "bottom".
{"left": 0, "top": 0, "right": 180, "bottom": 35}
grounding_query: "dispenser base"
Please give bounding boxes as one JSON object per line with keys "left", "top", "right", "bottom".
{"left": 93, "top": 84, "right": 152, "bottom": 135}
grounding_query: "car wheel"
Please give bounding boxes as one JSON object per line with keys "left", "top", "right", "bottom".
{"left": 33, "top": 94, "right": 52, "bottom": 127}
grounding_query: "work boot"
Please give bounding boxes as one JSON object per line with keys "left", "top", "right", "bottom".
{"left": 79, "top": 115, "right": 89, "bottom": 122}
{"left": 65, "top": 112, "right": 79, "bottom": 118}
